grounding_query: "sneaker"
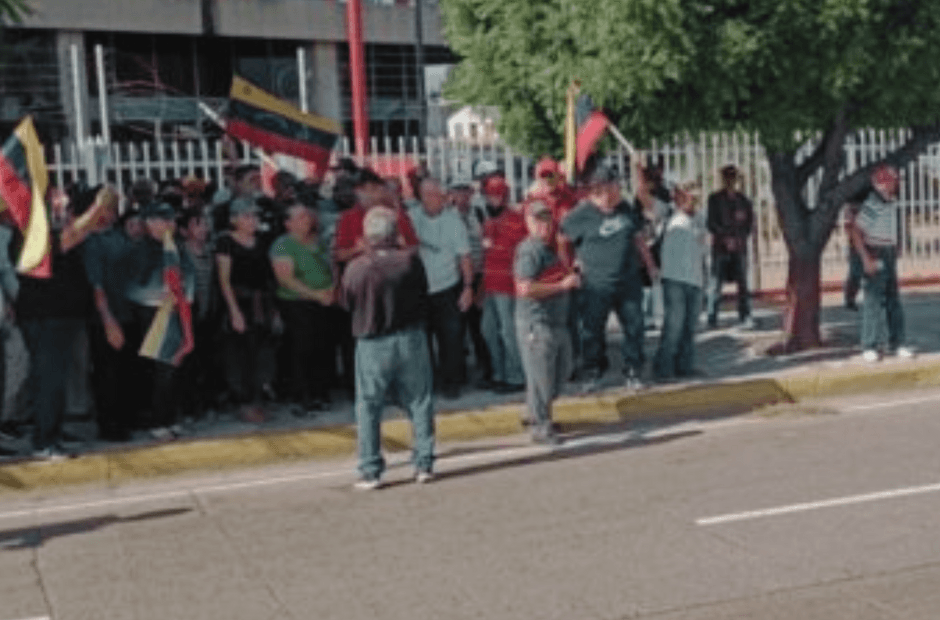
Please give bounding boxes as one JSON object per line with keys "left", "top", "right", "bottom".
{"left": 739, "top": 317, "right": 756, "bottom": 330}
{"left": 895, "top": 346, "right": 915, "bottom": 359}
{"left": 531, "top": 430, "right": 563, "bottom": 447}
{"left": 414, "top": 470, "right": 435, "bottom": 484}
{"left": 353, "top": 477, "right": 382, "bottom": 491}
{"left": 33, "top": 446, "right": 68, "bottom": 462}
{"left": 149, "top": 427, "right": 176, "bottom": 441}
{"left": 581, "top": 369, "right": 605, "bottom": 393}
{"left": 623, "top": 369, "right": 644, "bottom": 391}
{"left": 862, "top": 349, "right": 880, "bottom": 363}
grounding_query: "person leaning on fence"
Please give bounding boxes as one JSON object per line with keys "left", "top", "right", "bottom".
{"left": 514, "top": 199, "right": 581, "bottom": 446}
{"left": 654, "top": 183, "right": 707, "bottom": 382}
{"left": 849, "top": 165, "right": 914, "bottom": 362}
{"left": 706, "top": 165, "right": 754, "bottom": 329}
{"left": 340, "top": 206, "right": 436, "bottom": 490}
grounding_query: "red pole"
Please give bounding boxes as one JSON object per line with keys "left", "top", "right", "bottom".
{"left": 346, "top": 0, "right": 369, "bottom": 156}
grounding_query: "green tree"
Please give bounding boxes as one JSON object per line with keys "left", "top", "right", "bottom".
{"left": 0, "top": 0, "right": 26, "bottom": 23}
{"left": 441, "top": 0, "right": 940, "bottom": 350}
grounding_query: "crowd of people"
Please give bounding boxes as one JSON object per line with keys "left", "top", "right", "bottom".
{"left": 0, "top": 148, "right": 776, "bottom": 474}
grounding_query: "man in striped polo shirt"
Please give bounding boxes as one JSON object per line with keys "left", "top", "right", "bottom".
{"left": 849, "top": 164, "right": 913, "bottom": 362}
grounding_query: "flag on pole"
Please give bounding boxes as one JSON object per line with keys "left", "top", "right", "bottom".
{"left": 0, "top": 116, "right": 52, "bottom": 278}
{"left": 139, "top": 232, "right": 194, "bottom": 366}
{"left": 227, "top": 76, "right": 342, "bottom": 173}
{"left": 575, "top": 93, "right": 610, "bottom": 173}
{"left": 564, "top": 82, "right": 578, "bottom": 185}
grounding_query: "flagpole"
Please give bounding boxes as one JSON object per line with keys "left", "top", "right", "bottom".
{"left": 347, "top": 0, "right": 369, "bottom": 157}
{"left": 564, "top": 81, "right": 578, "bottom": 185}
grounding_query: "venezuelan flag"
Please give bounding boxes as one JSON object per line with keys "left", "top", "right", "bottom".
{"left": 139, "top": 233, "right": 186, "bottom": 365}
{"left": 574, "top": 93, "right": 610, "bottom": 174}
{"left": 227, "top": 76, "right": 342, "bottom": 173}
{"left": 0, "top": 116, "right": 51, "bottom": 278}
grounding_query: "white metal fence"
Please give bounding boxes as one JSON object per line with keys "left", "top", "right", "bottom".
{"left": 44, "top": 130, "right": 940, "bottom": 292}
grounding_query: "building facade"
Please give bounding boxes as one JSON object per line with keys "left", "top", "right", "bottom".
{"left": 1, "top": 0, "right": 456, "bottom": 147}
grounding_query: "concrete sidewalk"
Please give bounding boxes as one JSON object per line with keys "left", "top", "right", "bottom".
{"left": 1, "top": 289, "right": 939, "bottom": 495}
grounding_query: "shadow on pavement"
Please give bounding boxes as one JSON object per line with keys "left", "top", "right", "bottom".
{"left": 0, "top": 507, "right": 195, "bottom": 549}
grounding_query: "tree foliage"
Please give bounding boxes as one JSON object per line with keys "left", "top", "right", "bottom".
{"left": 441, "top": 0, "right": 940, "bottom": 349}
{"left": 442, "top": 0, "right": 940, "bottom": 155}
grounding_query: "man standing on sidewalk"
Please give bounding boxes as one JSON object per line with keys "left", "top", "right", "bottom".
{"left": 561, "top": 165, "right": 658, "bottom": 391}
{"left": 341, "top": 207, "right": 435, "bottom": 489}
{"left": 514, "top": 199, "right": 580, "bottom": 445}
{"left": 849, "top": 165, "right": 913, "bottom": 362}
{"left": 706, "top": 165, "right": 754, "bottom": 328}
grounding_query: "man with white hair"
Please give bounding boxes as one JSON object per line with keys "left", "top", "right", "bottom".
{"left": 340, "top": 207, "right": 436, "bottom": 489}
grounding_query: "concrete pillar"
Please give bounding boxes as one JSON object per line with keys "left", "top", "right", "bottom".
{"left": 311, "top": 42, "right": 342, "bottom": 123}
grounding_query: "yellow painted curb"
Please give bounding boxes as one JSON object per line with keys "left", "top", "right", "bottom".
{"left": 2, "top": 359, "right": 940, "bottom": 496}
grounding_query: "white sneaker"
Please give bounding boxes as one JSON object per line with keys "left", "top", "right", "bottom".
{"left": 862, "top": 350, "right": 880, "bottom": 363}
{"left": 33, "top": 446, "right": 67, "bottom": 462}
{"left": 149, "top": 427, "right": 175, "bottom": 441}
{"left": 353, "top": 477, "right": 382, "bottom": 491}
{"left": 895, "top": 347, "right": 915, "bottom": 359}
{"left": 415, "top": 470, "right": 435, "bottom": 484}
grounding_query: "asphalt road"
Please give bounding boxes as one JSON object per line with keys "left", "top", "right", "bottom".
{"left": 2, "top": 388, "right": 940, "bottom": 619}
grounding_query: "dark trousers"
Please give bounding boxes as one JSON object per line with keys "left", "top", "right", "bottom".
{"left": 579, "top": 284, "right": 645, "bottom": 375}
{"left": 707, "top": 251, "right": 751, "bottom": 323}
{"left": 427, "top": 284, "right": 466, "bottom": 388}
{"left": 278, "top": 299, "right": 333, "bottom": 405}
{"left": 845, "top": 247, "right": 863, "bottom": 306}
{"left": 463, "top": 275, "right": 491, "bottom": 380}
{"left": 21, "top": 318, "right": 82, "bottom": 450}
{"left": 177, "top": 315, "right": 220, "bottom": 418}
{"left": 88, "top": 319, "right": 145, "bottom": 438}
{"left": 133, "top": 305, "right": 183, "bottom": 429}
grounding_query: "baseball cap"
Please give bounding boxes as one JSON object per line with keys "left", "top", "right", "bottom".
{"left": 142, "top": 201, "right": 177, "bottom": 220}
{"left": 473, "top": 160, "right": 500, "bottom": 180}
{"left": 535, "top": 157, "right": 561, "bottom": 179}
{"left": 584, "top": 164, "right": 620, "bottom": 186}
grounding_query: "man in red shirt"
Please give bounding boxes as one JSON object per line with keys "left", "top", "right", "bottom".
{"left": 480, "top": 175, "right": 527, "bottom": 392}
{"left": 333, "top": 168, "right": 418, "bottom": 268}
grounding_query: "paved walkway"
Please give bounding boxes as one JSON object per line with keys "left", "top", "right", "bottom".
{"left": 1, "top": 287, "right": 939, "bottom": 492}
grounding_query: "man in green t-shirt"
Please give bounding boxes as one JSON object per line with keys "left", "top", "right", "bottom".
{"left": 270, "top": 203, "right": 336, "bottom": 414}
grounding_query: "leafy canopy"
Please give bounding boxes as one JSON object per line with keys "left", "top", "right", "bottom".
{"left": 440, "top": 0, "right": 940, "bottom": 155}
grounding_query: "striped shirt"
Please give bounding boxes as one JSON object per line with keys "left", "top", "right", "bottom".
{"left": 855, "top": 191, "right": 897, "bottom": 247}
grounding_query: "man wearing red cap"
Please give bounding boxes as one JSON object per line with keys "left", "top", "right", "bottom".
{"left": 480, "top": 174, "right": 527, "bottom": 392}
{"left": 849, "top": 164, "right": 913, "bottom": 362}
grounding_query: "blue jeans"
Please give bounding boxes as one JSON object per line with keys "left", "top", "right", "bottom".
{"left": 481, "top": 294, "right": 524, "bottom": 385}
{"left": 355, "top": 327, "right": 435, "bottom": 479}
{"left": 579, "top": 284, "right": 645, "bottom": 375}
{"left": 517, "top": 322, "right": 572, "bottom": 430}
{"left": 20, "top": 318, "right": 83, "bottom": 450}
{"left": 861, "top": 247, "right": 905, "bottom": 351}
{"left": 655, "top": 279, "right": 702, "bottom": 379}
{"left": 708, "top": 251, "right": 750, "bottom": 323}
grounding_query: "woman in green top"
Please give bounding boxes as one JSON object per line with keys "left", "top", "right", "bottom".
{"left": 270, "top": 202, "right": 336, "bottom": 414}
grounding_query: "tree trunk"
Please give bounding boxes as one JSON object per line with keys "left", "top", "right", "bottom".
{"left": 780, "top": 249, "right": 823, "bottom": 352}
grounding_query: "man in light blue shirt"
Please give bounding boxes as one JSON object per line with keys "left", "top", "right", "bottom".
{"left": 409, "top": 176, "right": 474, "bottom": 397}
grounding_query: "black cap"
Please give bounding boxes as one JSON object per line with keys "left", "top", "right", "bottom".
{"left": 142, "top": 201, "right": 177, "bottom": 220}
{"left": 584, "top": 164, "right": 620, "bottom": 186}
